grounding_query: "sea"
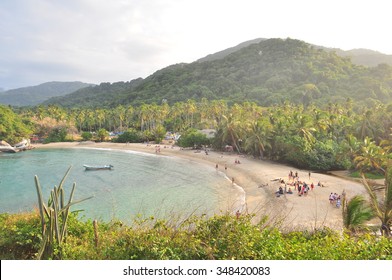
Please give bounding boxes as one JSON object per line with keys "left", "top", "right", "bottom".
{"left": 0, "top": 147, "right": 245, "bottom": 223}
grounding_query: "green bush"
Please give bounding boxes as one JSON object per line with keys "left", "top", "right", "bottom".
{"left": 114, "top": 129, "right": 142, "bottom": 143}
{"left": 0, "top": 213, "right": 42, "bottom": 259}
{"left": 1, "top": 212, "right": 392, "bottom": 260}
{"left": 177, "top": 129, "right": 210, "bottom": 148}
{"left": 284, "top": 138, "right": 350, "bottom": 171}
{"left": 81, "top": 131, "right": 93, "bottom": 141}
{"left": 43, "top": 127, "right": 68, "bottom": 143}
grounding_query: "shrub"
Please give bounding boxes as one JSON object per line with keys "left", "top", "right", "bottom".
{"left": 0, "top": 212, "right": 41, "bottom": 259}
{"left": 177, "top": 129, "right": 210, "bottom": 148}
{"left": 114, "top": 129, "right": 142, "bottom": 143}
{"left": 1, "top": 212, "right": 392, "bottom": 260}
{"left": 81, "top": 131, "right": 93, "bottom": 141}
{"left": 43, "top": 127, "right": 67, "bottom": 143}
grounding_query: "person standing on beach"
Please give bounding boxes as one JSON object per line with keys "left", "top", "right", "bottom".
{"left": 336, "top": 196, "right": 341, "bottom": 208}
{"left": 216, "top": 163, "right": 218, "bottom": 170}
{"left": 342, "top": 189, "right": 346, "bottom": 200}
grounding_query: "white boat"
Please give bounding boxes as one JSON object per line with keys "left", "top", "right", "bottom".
{"left": 0, "top": 139, "right": 32, "bottom": 153}
{"left": 83, "top": 164, "right": 113, "bottom": 171}
{"left": 0, "top": 140, "right": 17, "bottom": 153}
{"left": 0, "top": 146, "right": 17, "bottom": 153}
{"left": 14, "top": 139, "right": 30, "bottom": 150}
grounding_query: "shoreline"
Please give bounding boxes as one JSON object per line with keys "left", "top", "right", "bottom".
{"left": 35, "top": 142, "right": 369, "bottom": 231}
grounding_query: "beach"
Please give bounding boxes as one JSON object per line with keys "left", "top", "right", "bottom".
{"left": 36, "top": 142, "right": 370, "bottom": 231}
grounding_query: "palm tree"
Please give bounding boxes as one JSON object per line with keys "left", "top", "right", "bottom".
{"left": 310, "top": 107, "right": 334, "bottom": 139}
{"left": 185, "top": 99, "right": 197, "bottom": 128}
{"left": 356, "top": 109, "right": 375, "bottom": 141}
{"left": 342, "top": 195, "right": 374, "bottom": 234}
{"left": 115, "top": 105, "right": 126, "bottom": 132}
{"left": 220, "top": 113, "right": 243, "bottom": 153}
{"left": 138, "top": 104, "right": 150, "bottom": 131}
{"left": 354, "top": 137, "right": 386, "bottom": 174}
{"left": 210, "top": 100, "right": 228, "bottom": 127}
{"left": 289, "top": 112, "right": 316, "bottom": 149}
{"left": 244, "top": 120, "right": 272, "bottom": 159}
{"left": 95, "top": 109, "right": 106, "bottom": 130}
{"left": 85, "top": 109, "right": 95, "bottom": 132}
{"left": 125, "top": 105, "right": 134, "bottom": 129}
{"left": 75, "top": 109, "right": 85, "bottom": 132}
{"left": 361, "top": 165, "right": 392, "bottom": 236}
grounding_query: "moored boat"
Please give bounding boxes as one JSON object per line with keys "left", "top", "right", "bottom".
{"left": 83, "top": 164, "right": 113, "bottom": 171}
{"left": 0, "top": 140, "right": 17, "bottom": 153}
{"left": 0, "top": 146, "right": 17, "bottom": 153}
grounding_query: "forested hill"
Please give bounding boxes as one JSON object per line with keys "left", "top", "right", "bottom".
{"left": 44, "top": 38, "right": 392, "bottom": 108}
{"left": 196, "top": 38, "right": 267, "bottom": 63}
{"left": 0, "top": 81, "right": 94, "bottom": 106}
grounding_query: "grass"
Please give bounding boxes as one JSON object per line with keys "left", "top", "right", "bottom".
{"left": 349, "top": 170, "right": 385, "bottom": 180}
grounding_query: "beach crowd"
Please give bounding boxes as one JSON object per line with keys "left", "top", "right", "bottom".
{"left": 274, "top": 170, "right": 345, "bottom": 209}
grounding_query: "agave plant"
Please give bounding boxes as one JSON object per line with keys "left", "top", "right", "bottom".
{"left": 34, "top": 166, "right": 93, "bottom": 259}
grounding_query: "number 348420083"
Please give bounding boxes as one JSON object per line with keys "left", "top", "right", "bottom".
{"left": 216, "top": 266, "right": 270, "bottom": 276}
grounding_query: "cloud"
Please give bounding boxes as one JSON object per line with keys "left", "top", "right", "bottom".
{"left": 1, "top": 0, "right": 391, "bottom": 90}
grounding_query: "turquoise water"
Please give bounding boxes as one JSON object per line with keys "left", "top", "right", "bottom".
{"left": 0, "top": 148, "right": 244, "bottom": 223}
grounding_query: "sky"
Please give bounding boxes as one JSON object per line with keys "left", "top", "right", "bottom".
{"left": 1, "top": 0, "right": 391, "bottom": 90}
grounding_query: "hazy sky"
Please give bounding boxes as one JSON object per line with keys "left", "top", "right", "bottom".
{"left": 1, "top": 0, "right": 391, "bottom": 90}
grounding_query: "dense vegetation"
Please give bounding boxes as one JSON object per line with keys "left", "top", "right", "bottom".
{"left": 0, "top": 105, "right": 32, "bottom": 144}
{"left": 1, "top": 212, "right": 391, "bottom": 260}
{"left": 14, "top": 98, "right": 392, "bottom": 172}
{"left": 43, "top": 38, "right": 392, "bottom": 108}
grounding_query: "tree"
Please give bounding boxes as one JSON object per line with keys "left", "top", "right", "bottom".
{"left": 342, "top": 195, "right": 374, "bottom": 234}
{"left": 151, "top": 124, "right": 166, "bottom": 144}
{"left": 44, "top": 127, "right": 67, "bottom": 143}
{"left": 81, "top": 131, "right": 93, "bottom": 141}
{"left": 97, "top": 128, "right": 109, "bottom": 142}
{"left": 243, "top": 120, "right": 272, "bottom": 159}
{"left": 177, "top": 129, "right": 209, "bottom": 148}
{"left": 114, "top": 128, "right": 142, "bottom": 143}
{"left": 0, "top": 105, "right": 32, "bottom": 144}
{"left": 219, "top": 113, "right": 243, "bottom": 153}
{"left": 354, "top": 137, "right": 386, "bottom": 174}
{"left": 361, "top": 165, "right": 392, "bottom": 236}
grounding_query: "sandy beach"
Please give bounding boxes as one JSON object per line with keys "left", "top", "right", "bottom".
{"left": 36, "top": 141, "right": 370, "bottom": 231}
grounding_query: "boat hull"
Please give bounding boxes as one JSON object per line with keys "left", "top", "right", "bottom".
{"left": 83, "top": 165, "right": 113, "bottom": 171}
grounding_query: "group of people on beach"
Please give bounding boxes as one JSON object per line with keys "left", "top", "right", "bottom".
{"left": 329, "top": 192, "right": 342, "bottom": 208}
{"left": 277, "top": 170, "right": 347, "bottom": 210}
{"left": 275, "top": 170, "right": 317, "bottom": 197}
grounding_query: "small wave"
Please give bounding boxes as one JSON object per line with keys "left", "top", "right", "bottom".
{"left": 221, "top": 172, "right": 247, "bottom": 214}
{"left": 78, "top": 146, "right": 169, "bottom": 158}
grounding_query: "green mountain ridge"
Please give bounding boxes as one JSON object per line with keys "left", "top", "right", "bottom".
{"left": 314, "top": 46, "right": 392, "bottom": 67}
{"left": 44, "top": 38, "right": 392, "bottom": 108}
{"left": 0, "top": 81, "right": 95, "bottom": 106}
{"left": 197, "top": 38, "right": 267, "bottom": 62}
{"left": 198, "top": 39, "right": 392, "bottom": 67}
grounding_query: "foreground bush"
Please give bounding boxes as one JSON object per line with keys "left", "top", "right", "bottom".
{"left": 1, "top": 212, "right": 391, "bottom": 260}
